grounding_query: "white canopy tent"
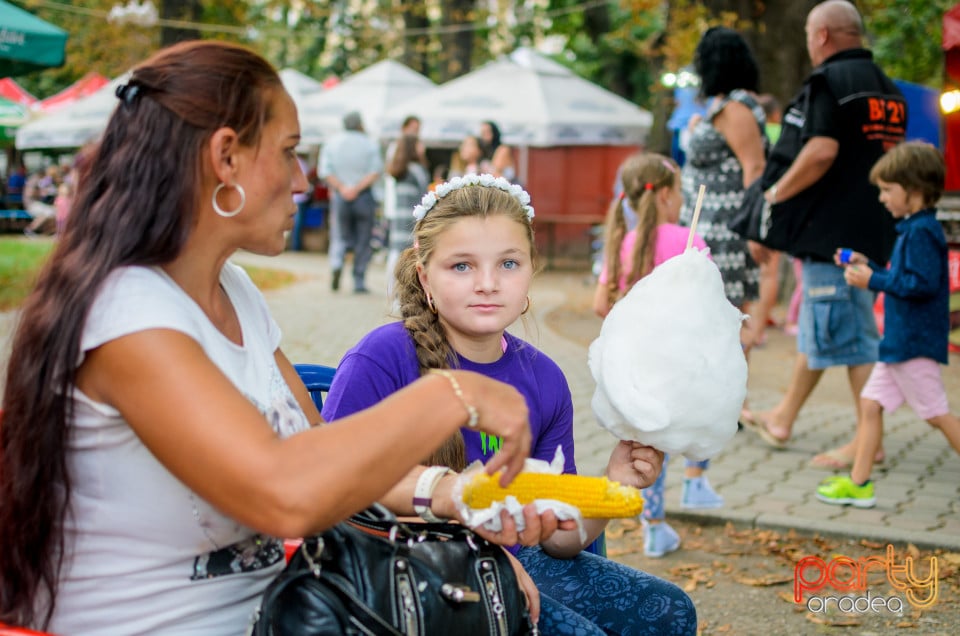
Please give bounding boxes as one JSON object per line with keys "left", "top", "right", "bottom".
{"left": 16, "top": 74, "right": 128, "bottom": 150}
{"left": 16, "top": 69, "right": 326, "bottom": 151}
{"left": 298, "top": 59, "right": 436, "bottom": 146}
{"left": 385, "top": 48, "right": 653, "bottom": 148}
{"left": 279, "top": 68, "right": 324, "bottom": 115}
{"left": 16, "top": 69, "right": 323, "bottom": 150}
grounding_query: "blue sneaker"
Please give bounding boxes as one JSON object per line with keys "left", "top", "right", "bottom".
{"left": 643, "top": 520, "right": 680, "bottom": 558}
{"left": 681, "top": 476, "right": 724, "bottom": 509}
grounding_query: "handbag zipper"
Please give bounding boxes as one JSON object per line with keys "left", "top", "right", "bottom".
{"left": 478, "top": 557, "right": 509, "bottom": 635}
{"left": 395, "top": 558, "right": 422, "bottom": 635}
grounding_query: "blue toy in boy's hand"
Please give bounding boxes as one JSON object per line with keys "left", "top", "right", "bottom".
{"left": 839, "top": 248, "right": 854, "bottom": 264}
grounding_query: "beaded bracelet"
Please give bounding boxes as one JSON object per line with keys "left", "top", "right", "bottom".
{"left": 429, "top": 369, "right": 479, "bottom": 429}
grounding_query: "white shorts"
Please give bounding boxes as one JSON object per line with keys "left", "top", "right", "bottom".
{"left": 860, "top": 358, "right": 950, "bottom": 420}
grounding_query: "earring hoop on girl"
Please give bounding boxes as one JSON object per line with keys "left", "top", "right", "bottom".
{"left": 426, "top": 293, "right": 438, "bottom": 314}
{"left": 212, "top": 182, "right": 246, "bottom": 218}
{"left": 521, "top": 296, "right": 531, "bottom": 315}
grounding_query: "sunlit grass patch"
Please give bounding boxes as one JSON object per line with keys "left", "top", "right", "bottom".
{"left": 0, "top": 237, "right": 298, "bottom": 311}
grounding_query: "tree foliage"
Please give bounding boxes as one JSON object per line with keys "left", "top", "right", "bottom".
{"left": 861, "top": 0, "right": 955, "bottom": 87}
{"left": 16, "top": 0, "right": 156, "bottom": 98}
{"left": 6, "top": 0, "right": 958, "bottom": 117}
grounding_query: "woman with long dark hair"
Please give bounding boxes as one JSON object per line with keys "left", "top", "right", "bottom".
{"left": 680, "top": 27, "right": 765, "bottom": 319}
{"left": 0, "top": 41, "right": 544, "bottom": 634}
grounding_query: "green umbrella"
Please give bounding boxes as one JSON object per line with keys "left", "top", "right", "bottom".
{"left": 0, "top": 0, "right": 68, "bottom": 76}
{"left": 0, "top": 95, "right": 27, "bottom": 143}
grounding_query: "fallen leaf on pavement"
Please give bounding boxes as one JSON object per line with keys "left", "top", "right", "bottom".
{"left": 776, "top": 591, "right": 795, "bottom": 604}
{"left": 734, "top": 573, "right": 794, "bottom": 587}
{"left": 805, "top": 612, "right": 861, "bottom": 627}
{"left": 670, "top": 563, "right": 705, "bottom": 575}
{"left": 939, "top": 552, "right": 960, "bottom": 567}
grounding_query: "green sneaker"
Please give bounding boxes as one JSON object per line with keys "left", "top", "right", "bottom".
{"left": 816, "top": 475, "right": 876, "bottom": 508}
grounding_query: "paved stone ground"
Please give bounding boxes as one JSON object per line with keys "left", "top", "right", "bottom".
{"left": 2, "top": 248, "right": 959, "bottom": 552}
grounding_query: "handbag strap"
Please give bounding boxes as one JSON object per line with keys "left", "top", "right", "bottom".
{"left": 249, "top": 567, "right": 353, "bottom": 636}
{"left": 253, "top": 554, "right": 406, "bottom": 636}
{"left": 320, "top": 571, "right": 406, "bottom": 636}
{"left": 349, "top": 506, "right": 485, "bottom": 546}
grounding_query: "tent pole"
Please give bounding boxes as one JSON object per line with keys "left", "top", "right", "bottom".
{"left": 519, "top": 145, "right": 529, "bottom": 184}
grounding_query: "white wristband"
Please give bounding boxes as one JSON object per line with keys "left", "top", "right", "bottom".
{"left": 413, "top": 466, "right": 453, "bottom": 523}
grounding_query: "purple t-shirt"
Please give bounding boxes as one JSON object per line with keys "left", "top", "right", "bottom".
{"left": 322, "top": 321, "right": 577, "bottom": 474}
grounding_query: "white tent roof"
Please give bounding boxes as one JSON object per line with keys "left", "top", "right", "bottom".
{"left": 16, "top": 74, "right": 128, "bottom": 150}
{"left": 16, "top": 69, "right": 329, "bottom": 151}
{"left": 298, "top": 59, "right": 436, "bottom": 146}
{"left": 280, "top": 68, "right": 324, "bottom": 112}
{"left": 386, "top": 47, "right": 653, "bottom": 147}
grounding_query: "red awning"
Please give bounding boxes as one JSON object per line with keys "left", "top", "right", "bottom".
{"left": 945, "top": 4, "right": 960, "bottom": 51}
{"left": 36, "top": 72, "right": 110, "bottom": 113}
{"left": 0, "top": 77, "right": 37, "bottom": 106}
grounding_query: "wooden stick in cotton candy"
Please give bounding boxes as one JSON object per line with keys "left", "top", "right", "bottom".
{"left": 686, "top": 183, "right": 706, "bottom": 251}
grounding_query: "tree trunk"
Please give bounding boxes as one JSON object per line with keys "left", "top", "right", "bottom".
{"left": 438, "top": 0, "right": 476, "bottom": 81}
{"left": 401, "top": 3, "right": 431, "bottom": 76}
{"left": 702, "top": 0, "right": 820, "bottom": 105}
{"left": 160, "top": 0, "right": 202, "bottom": 48}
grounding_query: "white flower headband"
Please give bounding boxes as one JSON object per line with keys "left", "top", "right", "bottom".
{"left": 412, "top": 173, "right": 535, "bottom": 223}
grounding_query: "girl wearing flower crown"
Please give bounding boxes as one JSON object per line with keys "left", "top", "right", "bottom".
{"left": 323, "top": 174, "right": 697, "bottom": 634}
{"left": 593, "top": 152, "right": 724, "bottom": 559}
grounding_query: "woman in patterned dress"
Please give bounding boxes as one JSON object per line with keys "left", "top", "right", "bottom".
{"left": 680, "top": 27, "right": 767, "bottom": 339}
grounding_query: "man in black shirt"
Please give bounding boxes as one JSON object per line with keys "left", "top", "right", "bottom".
{"left": 745, "top": 0, "right": 906, "bottom": 470}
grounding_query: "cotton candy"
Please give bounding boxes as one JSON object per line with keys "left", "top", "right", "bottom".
{"left": 588, "top": 248, "right": 747, "bottom": 460}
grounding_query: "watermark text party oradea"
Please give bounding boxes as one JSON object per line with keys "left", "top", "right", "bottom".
{"left": 794, "top": 545, "right": 937, "bottom": 615}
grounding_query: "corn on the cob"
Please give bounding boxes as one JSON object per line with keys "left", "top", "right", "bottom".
{"left": 462, "top": 472, "right": 644, "bottom": 518}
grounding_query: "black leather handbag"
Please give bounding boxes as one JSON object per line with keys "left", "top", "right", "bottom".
{"left": 251, "top": 505, "right": 536, "bottom": 636}
{"left": 727, "top": 177, "right": 769, "bottom": 242}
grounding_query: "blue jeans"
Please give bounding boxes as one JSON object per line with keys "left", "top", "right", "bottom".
{"left": 517, "top": 546, "right": 697, "bottom": 635}
{"left": 328, "top": 190, "right": 376, "bottom": 288}
{"left": 798, "top": 260, "right": 879, "bottom": 370}
{"left": 290, "top": 200, "right": 309, "bottom": 251}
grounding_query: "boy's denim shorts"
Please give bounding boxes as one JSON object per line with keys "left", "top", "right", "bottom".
{"left": 798, "top": 260, "right": 879, "bottom": 370}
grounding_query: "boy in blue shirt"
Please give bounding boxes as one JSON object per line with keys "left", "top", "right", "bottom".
{"left": 816, "top": 141, "right": 960, "bottom": 507}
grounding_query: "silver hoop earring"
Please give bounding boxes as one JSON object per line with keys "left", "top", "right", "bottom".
{"left": 521, "top": 296, "right": 531, "bottom": 315}
{"left": 426, "top": 293, "right": 438, "bottom": 314}
{"left": 212, "top": 182, "right": 246, "bottom": 218}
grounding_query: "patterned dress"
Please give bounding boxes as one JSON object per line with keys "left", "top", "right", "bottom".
{"left": 680, "top": 88, "right": 763, "bottom": 307}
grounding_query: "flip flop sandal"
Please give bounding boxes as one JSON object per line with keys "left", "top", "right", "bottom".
{"left": 809, "top": 449, "right": 852, "bottom": 470}
{"left": 809, "top": 448, "right": 886, "bottom": 470}
{"left": 741, "top": 413, "right": 789, "bottom": 449}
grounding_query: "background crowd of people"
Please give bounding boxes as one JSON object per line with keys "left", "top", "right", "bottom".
{"left": 2, "top": 152, "right": 86, "bottom": 236}
{"left": 289, "top": 110, "right": 521, "bottom": 298}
